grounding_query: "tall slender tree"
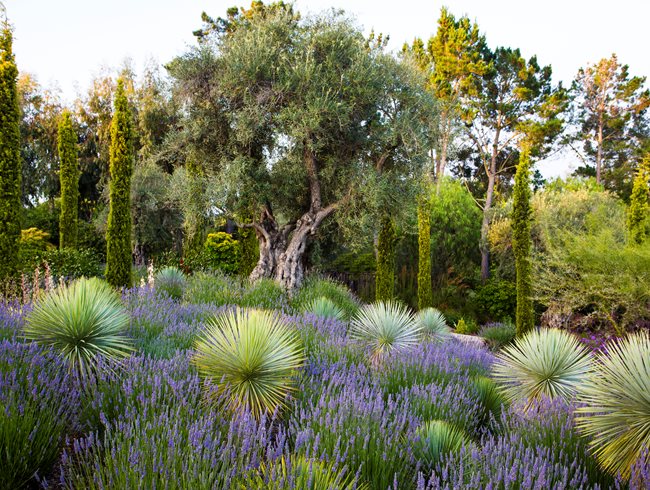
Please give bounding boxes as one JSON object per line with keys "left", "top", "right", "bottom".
{"left": 627, "top": 154, "right": 650, "bottom": 244}
{"left": 106, "top": 78, "right": 134, "bottom": 288}
{"left": 417, "top": 194, "right": 433, "bottom": 309}
{"left": 570, "top": 54, "right": 650, "bottom": 187}
{"left": 58, "top": 110, "right": 79, "bottom": 248}
{"left": 463, "top": 47, "right": 567, "bottom": 281}
{"left": 404, "top": 8, "right": 487, "bottom": 193}
{"left": 375, "top": 214, "right": 397, "bottom": 301}
{"left": 511, "top": 141, "right": 534, "bottom": 335}
{"left": 0, "top": 21, "right": 21, "bottom": 278}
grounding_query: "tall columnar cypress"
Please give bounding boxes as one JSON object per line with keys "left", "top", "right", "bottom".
{"left": 417, "top": 196, "right": 433, "bottom": 309}
{"left": 58, "top": 110, "right": 80, "bottom": 249}
{"left": 0, "top": 25, "right": 21, "bottom": 279}
{"left": 627, "top": 156, "right": 650, "bottom": 245}
{"left": 375, "top": 214, "right": 397, "bottom": 302}
{"left": 511, "top": 143, "right": 534, "bottom": 336}
{"left": 106, "top": 79, "right": 133, "bottom": 288}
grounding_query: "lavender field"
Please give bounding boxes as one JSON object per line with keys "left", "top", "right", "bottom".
{"left": 2, "top": 273, "right": 649, "bottom": 490}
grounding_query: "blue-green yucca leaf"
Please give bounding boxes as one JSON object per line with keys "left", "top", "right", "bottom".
{"left": 305, "top": 296, "right": 345, "bottom": 321}
{"left": 577, "top": 331, "right": 650, "bottom": 480}
{"left": 240, "top": 455, "right": 368, "bottom": 490}
{"left": 492, "top": 328, "right": 592, "bottom": 405}
{"left": 416, "top": 307, "right": 451, "bottom": 341}
{"left": 154, "top": 266, "right": 186, "bottom": 300}
{"left": 192, "top": 308, "right": 305, "bottom": 417}
{"left": 350, "top": 301, "right": 421, "bottom": 360}
{"left": 24, "top": 277, "right": 133, "bottom": 378}
{"left": 414, "top": 419, "right": 472, "bottom": 469}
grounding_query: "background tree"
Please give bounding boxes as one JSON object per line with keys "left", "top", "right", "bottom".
{"left": 417, "top": 194, "right": 433, "bottom": 309}
{"left": 627, "top": 154, "right": 650, "bottom": 244}
{"left": 0, "top": 22, "right": 21, "bottom": 278}
{"left": 511, "top": 141, "right": 534, "bottom": 335}
{"left": 58, "top": 110, "right": 80, "bottom": 248}
{"left": 404, "top": 7, "right": 486, "bottom": 193}
{"left": 570, "top": 54, "right": 650, "bottom": 189}
{"left": 18, "top": 74, "right": 62, "bottom": 206}
{"left": 170, "top": 6, "right": 433, "bottom": 292}
{"left": 376, "top": 215, "right": 397, "bottom": 301}
{"left": 462, "top": 46, "right": 567, "bottom": 281}
{"left": 106, "top": 78, "right": 134, "bottom": 288}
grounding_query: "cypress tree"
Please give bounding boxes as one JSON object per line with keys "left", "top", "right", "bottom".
{"left": 0, "top": 24, "right": 21, "bottom": 279}
{"left": 375, "top": 214, "right": 397, "bottom": 302}
{"left": 106, "top": 79, "right": 133, "bottom": 288}
{"left": 58, "top": 110, "right": 80, "bottom": 249}
{"left": 417, "top": 196, "right": 433, "bottom": 309}
{"left": 627, "top": 155, "right": 650, "bottom": 244}
{"left": 512, "top": 143, "right": 534, "bottom": 336}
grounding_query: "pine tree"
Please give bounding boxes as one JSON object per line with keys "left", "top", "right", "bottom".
{"left": 0, "top": 24, "right": 21, "bottom": 278}
{"left": 375, "top": 214, "right": 397, "bottom": 302}
{"left": 417, "top": 196, "right": 433, "bottom": 309}
{"left": 106, "top": 79, "right": 134, "bottom": 288}
{"left": 58, "top": 110, "right": 80, "bottom": 249}
{"left": 627, "top": 155, "right": 650, "bottom": 244}
{"left": 512, "top": 143, "right": 534, "bottom": 335}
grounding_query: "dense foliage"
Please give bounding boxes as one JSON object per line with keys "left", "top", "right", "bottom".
{"left": 0, "top": 25, "right": 21, "bottom": 279}
{"left": 58, "top": 110, "right": 79, "bottom": 249}
{"left": 106, "top": 79, "right": 133, "bottom": 288}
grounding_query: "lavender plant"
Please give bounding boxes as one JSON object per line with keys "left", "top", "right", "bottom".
{"left": 0, "top": 341, "right": 80, "bottom": 489}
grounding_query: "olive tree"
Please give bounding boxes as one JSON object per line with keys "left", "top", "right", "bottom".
{"left": 169, "top": 6, "right": 433, "bottom": 292}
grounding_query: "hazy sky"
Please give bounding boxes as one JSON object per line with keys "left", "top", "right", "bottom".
{"left": 5, "top": 0, "right": 650, "bottom": 176}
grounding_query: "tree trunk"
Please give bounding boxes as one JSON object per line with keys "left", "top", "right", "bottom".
{"left": 480, "top": 130, "right": 500, "bottom": 283}
{"left": 596, "top": 115, "right": 603, "bottom": 184}
{"left": 248, "top": 205, "right": 337, "bottom": 294}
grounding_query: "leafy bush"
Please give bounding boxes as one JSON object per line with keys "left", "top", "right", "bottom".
{"left": 204, "top": 232, "right": 241, "bottom": 275}
{"left": 240, "top": 455, "right": 364, "bottom": 489}
{"left": 154, "top": 266, "right": 186, "bottom": 300}
{"left": 192, "top": 308, "right": 304, "bottom": 417}
{"left": 492, "top": 328, "right": 592, "bottom": 405}
{"left": 416, "top": 307, "right": 451, "bottom": 341}
{"left": 0, "top": 341, "right": 79, "bottom": 489}
{"left": 24, "top": 277, "right": 133, "bottom": 378}
{"left": 304, "top": 296, "right": 345, "bottom": 321}
{"left": 240, "top": 278, "right": 288, "bottom": 310}
{"left": 577, "top": 331, "right": 650, "bottom": 480}
{"left": 414, "top": 420, "right": 472, "bottom": 469}
{"left": 479, "top": 322, "right": 516, "bottom": 350}
{"left": 292, "top": 276, "right": 359, "bottom": 319}
{"left": 473, "top": 279, "right": 517, "bottom": 323}
{"left": 350, "top": 301, "right": 420, "bottom": 360}
{"left": 183, "top": 271, "right": 241, "bottom": 306}
{"left": 20, "top": 227, "right": 53, "bottom": 251}
{"left": 455, "top": 317, "right": 479, "bottom": 335}
{"left": 21, "top": 247, "right": 102, "bottom": 279}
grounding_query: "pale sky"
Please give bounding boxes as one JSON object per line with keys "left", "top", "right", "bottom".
{"left": 5, "top": 0, "right": 650, "bottom": 177}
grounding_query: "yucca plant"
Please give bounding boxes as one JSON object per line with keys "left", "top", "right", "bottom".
{"left": 154, "top": 266, "right": 186, "bottom": 300}
{"left": 414, "top": 419, "right": 472, "bottom": 469}
{"left": 492, "top": 328, "right": 592, "bottom": 405}
{"left": 192, "top": 308, "right": 304, "bottom": 417}
{"left": 576, "top": 331, "right": 650, "bottom": 480}
{"left": 416, "top": 307, "right": 451, "bottom": 341}
{"left": 24, "top": 277, "right": 133, "bottom": 378}
{"left": 350, "top": 301, "right": 421, "bottom": 360}
{"left": 304, "top": 296, "right": 345, "bottom": 321}
{"left": 240, "top": 455, "right": 367, "bottom": 490}
{"left": 472, "top": 376, "right": 507, "bottom": 425}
